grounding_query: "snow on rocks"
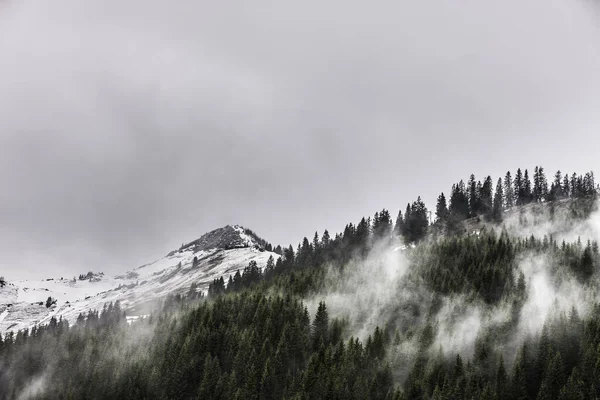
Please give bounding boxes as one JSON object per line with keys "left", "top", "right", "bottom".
{"left": 0, "top": 226, "right": 279, "bottom": 334}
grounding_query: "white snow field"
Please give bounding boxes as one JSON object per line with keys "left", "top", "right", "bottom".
{"left": 0, "top": 225, "right": 279, "bottom": 334}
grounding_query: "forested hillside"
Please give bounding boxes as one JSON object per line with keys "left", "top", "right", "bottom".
{"left": 1, "top": 166, "right": 600, "bottom": 400}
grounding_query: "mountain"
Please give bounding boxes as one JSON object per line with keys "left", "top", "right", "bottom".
{"left": 0, "top": 225, "right": 279, "bottom": 334}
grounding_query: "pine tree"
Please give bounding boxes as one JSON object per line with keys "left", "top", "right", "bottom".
{"left": 435, "top": 193, "right": 449, "bottom": 225}
{"left": 540, "top": 351, "right": 566, "bottom": 399}
{"left": 571, "top": 172, "right": 578, "bottom": 198}
{"left": 534, "top": 166, "right": 541, "bottom": 202}
{"left": 480, "top": 176, "right": 493, "bottom": 219}
{"left": 297, "top": 237, "right": 313, "bottom": 266}
{"left": 563, "top": 173, "right": 570, "bottom": 198}
{"left": 580, "top": 244, "right": 594, "bottom": 281}
{"left": 583, "top": 172, "right": 596, "bottom": 197}
{"left": 355, "top": 217, "right": 371, "bottom": 253}
{"left": 265, "top": 255, "right": 275, "bottom": 278}
{"left": 402, "top": 203, "right": 412, "bottom": 239}
{"left": 406, "top": 197, "right": 429, "bottom": 242}
{"left": 284, "top": 245, "right": 295, "bottom": 267}
{"left": 321, "top": 230, "right": 330, "bottom": 249}
{"left": 492, "top": 178, "right": 504, "bottom": 222}
{"left": 514, "top": 169, "right": 524, "bottom": 206}
{"left": 312, "top": 302, "right": 329, "bottom": 349}
{"left": 539, "top": 166, "right": 548, "bottom": 201}
{"left": 504, "top": 171, "right": 514, "bottom": 208}
{"left": 551, "top": 170, "right": 563, "bottom": 200}
{"left": 496, "top": 355, "right": 507, "bottom": 398}
{"left": 312, "top": 232, "right": 321, "bottom": 266}
{"left": 524, "top": 169, "right": 532, "bottom": 204}
{"left": 260, "top": 357, "right": 276, "bottom": 400}
{"left": 449, "top": 181, "right": 469, "bottom": 220}
{"left": 373, "top": 209, "right": 392, "bottom": 240}
{"left": 197, "top": 355, "right": 222, "bottom": 399}
{"left": 394, "top": 210, "right": 404, "bottom": 237}
{"left": 468, "top": 174, "right": 479, "bottom": 217}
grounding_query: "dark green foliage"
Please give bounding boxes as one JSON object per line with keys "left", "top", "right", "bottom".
{"left": 492, "top": 177, "right": 504, "bottom": 222}
{"left": 399, "top": 304, "right": 600, "bottom": 400}
{"left": 468, "top": 174, "right": 479, "bottom": 217}
{"left": 515, "top": 168, "right": 525, "bottom": 206}
{"left": 449, "top": 180, "right": 469, "bottom": 221}
{"left": 1, "top": 165, "right": 599, "bottom": 400}
{"left": 402, "top": 197, "right": 429, "bottom": 243}
{"left": 435, "top": 193, "right": 448, "bottom": 225}
{"left": 312, "top": 301, "right": 329, "bottom": 349}
{"left": 414, "top": 230, "right": 517, "bottom": 304}
{"left": 504, "top": 171, "right": 514, "bottom": 208}
{"left": 0, "top": 292, "right": 396, "bottom": 400}
{"left": 480, "top": 175, "right": 494, "bottom": 220}
{"left": 440, "top": 167, "right": 597, "bottom": 230}
{"left": 373, "top": 209, "right": 393, "bottom": 240}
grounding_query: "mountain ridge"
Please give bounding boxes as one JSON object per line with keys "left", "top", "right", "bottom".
{"left": 0, "top": 224, "right": 279, "bottom": 334}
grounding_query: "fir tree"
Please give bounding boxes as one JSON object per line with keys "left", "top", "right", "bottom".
{"left": 312, "top": 302, "right": 329, "bottom": 349}
{"left": 394, "top": 210, "right": 404, "bottom": 237}
{"left": 514, "top": 168, "right": 524, "bottom": 206}
{"left": 480, "top": 176, "right": 493, "bottom": 220}
{"left": 492, "top": 178, "right": 504, "bottom": 222}
{"left": 435, "top": 193, "right": 449, "bottom": 225}
{"left": 524, "top": 169, "right": 533, "bottom": 204}
{"left": 561, "top": 173, "right": 569, "bottom": 198}
{"left": 504, "top": 171, "right": 514, "bottom": 208}
{"left": 468, "top": 174, "right": 479, "bottom": 217}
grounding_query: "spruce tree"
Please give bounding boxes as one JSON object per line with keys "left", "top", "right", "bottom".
{"left": 524, "top": 169, "right": 532, "bottom": 204}
{"left": 492, "top": 178, "right": 504, "bottom": 222}
{"left": 402, "top": 203, "right": 412, "bottom": 239}
{"left": 534, "top": 166, "right": 541, "bottom": 202}
{"left": 539, "top": 166, "right": 548, "bottom": 201}
{"left": 435, "top": 193, "right": 449, "bottom": 224}
{"left": 449, "top": 181, "right": 469, "bottom": 220}
{"left": 394, "top": 210, "right": 404, "bottom": 237}
{"left": 480, "top": 176, "right": 493, "bottom": 219}
{"left": 514, "top": 168, "right": 524, "bottom": 206}
{"left": 552, "top": 170, "right": 563, "bottom": 200}
{"left": 321, "top": 230, "right": 330, "bottom": 249}
{"left": 468, "top": 174, "right": 479, "bottom": 217}
{"left": 373, "top": 209, "right": 392, "bottom": 240}
{"left": 504, "top": 171, "right": 514, "bottom": 208}
{"left": 407, "top": 197, "right": 429, "bottom": 242}
{"left": 312, "top": 302, "right": 329, "bottom": 349}
{"left": 312, "top": 232, "right": 321, "bottom": 265}
{"left": 563, "top": 173, "right": 570, "bottom": 198}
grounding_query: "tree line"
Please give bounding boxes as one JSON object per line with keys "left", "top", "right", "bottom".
{"left": 1, "top": 165, "right": 599, "bottom": 399}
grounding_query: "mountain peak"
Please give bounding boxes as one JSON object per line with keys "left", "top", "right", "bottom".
{"left": 177, "top": 225, "right": 264, "bottom": 254}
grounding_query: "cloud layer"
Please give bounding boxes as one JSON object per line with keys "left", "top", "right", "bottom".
{"left": 1, "top": 0, "right": 599, "bottom": 278}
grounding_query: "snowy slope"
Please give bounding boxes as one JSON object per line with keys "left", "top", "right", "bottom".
{"left": 0, "top": 225, "right": 279, "bottom": 334}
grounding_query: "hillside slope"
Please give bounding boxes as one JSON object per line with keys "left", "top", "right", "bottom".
{"left": 0, "top": 225, "right": 278, "bottom": 334}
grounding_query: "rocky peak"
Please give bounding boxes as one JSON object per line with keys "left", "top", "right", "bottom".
{"left": 178, "top": 225, "right": 262, "bottom": 253}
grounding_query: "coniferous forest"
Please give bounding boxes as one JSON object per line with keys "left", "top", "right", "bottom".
{"left": 2, "top": 166, "right": 600, "bottom": 399}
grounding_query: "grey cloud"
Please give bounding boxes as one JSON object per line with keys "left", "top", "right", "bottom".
{"left": 0, "top": 0, "right": 599, "bottom": 279}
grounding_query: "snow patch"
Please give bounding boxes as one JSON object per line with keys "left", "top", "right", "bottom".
{"left": 1, "top": 245, "right": 280, "bottom": 334}
{"left": 0, "top": 308, "right": 9, "bottom": 324}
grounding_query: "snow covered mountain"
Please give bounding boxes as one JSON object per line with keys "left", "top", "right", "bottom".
{"left": 0, "top": 225, "right": 279, "bottom": 334}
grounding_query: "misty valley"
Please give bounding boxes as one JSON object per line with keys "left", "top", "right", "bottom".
{"left": 1, "top": 167, "right": 600, "bottom": 399}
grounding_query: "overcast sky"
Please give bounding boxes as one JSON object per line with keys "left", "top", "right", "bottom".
{"left": 1, "top": 0, "right": 599, "bottom": 280}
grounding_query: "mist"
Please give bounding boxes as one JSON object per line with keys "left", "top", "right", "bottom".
{"left": 305, "top": 201, "right": 600, "bottom": 381}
